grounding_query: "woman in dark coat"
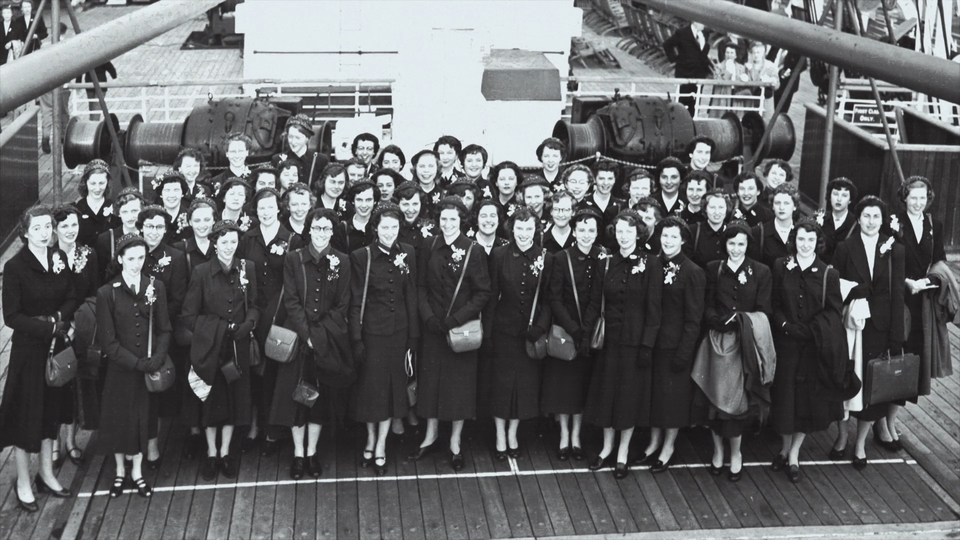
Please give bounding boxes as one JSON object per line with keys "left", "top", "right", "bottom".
{"left": 349, "top": 203, "right": 419, "bottom": 476}
{"left": 96, "top": 234, "right": 172, "bottom": 498}
{"left": 888, "top": 176, "right": 946, "bottom": 448}
{"left": 749, "top": 184, "right": 799, "bottom": 268}
{"left": 696, "top": 221, "right": 772, "bottom": 481}
{"left": 831, "top": 196, "right": 905, "bottom": 469}
{"left": 686, "top": 189, "right": 731, "bottom": 268}
{"left": 271, "top": 113, "right": 329, "bottom": 188}
{"left": 483, "top": 208, "right": 552, "bottom": 461}
{"left": 137, "top": 205, "right": 188, "bottom": 468}
{"left": 314, "top": 163, "right": 350, "bottom": 221}
{"left": 271, "top": 208, "right": 352, "bottom": 480}
{"left": 95, "top": 187, "right": 145, "bottom": 285}
{"left": 75, "top": 159, "right": 118, "bottom": 249}
{"left": 410, "top": 197, "right": 492, "bottom": 471}
{"left": 489, "top": 161, "right": 524, "bottom": 229}
{"left": 543, "top": 191, "right": 576, "bottom": 255}
{"left": 208, "top": 133, "right": 253, "bottom": 195}
{"left": 218, "top": 178, "right": 255, "bottom": 233}
{"left": 173, "top": 147, "right": 215, "bottom": 202}
{"left": 338, "top": 181, "right": 379, "bottom": 253}
{"left": 53, "top": 204, "right": 100, "bottom": 466}
{"left": 640, "top": 216, "right": 705, "bottom": 472}
{"left": 239, "top": 189, "right": 294, "bottom": 455}
{"left": 153, "top": 171, "right": 192, "bottom": 246}
{"left": 411, "top": 150, "right": 444, "bottom": 219}
{"left": 396, "top": 182, "right": 437, "bottom": 248}
{"left": 0, "top": 206, "right": 78, "bottom": 511}
{"left": 770, "top": 219, "right": 845, "bottom": 483}
{"left": 543, "top": 208, "right": 604, "bottom": 461}
{"left": 582, "top": 210, "right": 663, "bottom": 479}
{"left": 181, "top": 220, "right": 261, "bottom": 482}
{"left": 281, "top": 184, "right": 314, "bottom": 248}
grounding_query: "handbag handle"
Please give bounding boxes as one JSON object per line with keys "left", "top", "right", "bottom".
{"left": 270, "top": 284, "right": 285, "bottom": 327}
{"left": 360, "top": 246, "right": 371, "bottom": 327}
{"left": 567, "top": 251, "right": 582, "bottom": 327}
{"left": 821, "top": 264, "right": 832, "bottom": 310}
{"left": 598, "top": 253, "right": 610, "bottom": 320}
{"left": 446, "top": 243, "right": 475, "bottom": 318}
{"left": 527, "top": 249, "right": 546, "bottom": 329}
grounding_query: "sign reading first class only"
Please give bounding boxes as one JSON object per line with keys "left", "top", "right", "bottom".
{"left": 852, "top": 104, "right": 883, "bottom": 125}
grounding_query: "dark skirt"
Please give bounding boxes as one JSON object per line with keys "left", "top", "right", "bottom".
{"left": 351, "top": 329, "right": 409, "bottom": 423}
{"left": 98, "top": 366, "right": 158, "bottom": 455}
{"left": 489, "top": 332, "right": 542, "bottom": 420}
{"left": 769, "top": 337, "right": 843, "bottom": 434}
{"left": 650, "top": 348, "right": 694, "bottom": 429}
{"left": 852, "top": 323, "right": 895, "bottom": 422}
{"left": 158, "top": 344, "right": 189, "bottom": 419}
{"left": 0, "top": 338, "right": 64, "bottom": 452}
{"left": 192, "top": 337, "right": 253, "bottom": 428}
{"left": 416, "top": 330, "right": 477, "bottom": 421}
{"left": 270, "top": 346, "right": 346, "bottom": 428}
{"left": 250, "top": 339, "right": 280, "bottom": 424}
{"left": 583, "top": 343, "right": 646, "bottom": 431}
{"left": 540, "top": 353, "right": 592, "bottom": 416}
{"left": 54, "top": 380, "right": 76, "bottom": 425}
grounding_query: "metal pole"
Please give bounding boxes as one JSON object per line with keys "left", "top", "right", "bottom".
{"left": 0, "top": 0, "right": 223, "bottom": 115}
{"left": 643, "top": 0, "right": 960, "bottom": 104}
{"left": 14, "top": 0, "right": 47, "bottom": 60}
{"left": 819, "top": 0, "right": 843, "bottom": 209}
{"left": 62, "top": 0, "right": 133, "bottom": 188}
{"left": 50, "top": 0, "right": 62, "bottom": 206}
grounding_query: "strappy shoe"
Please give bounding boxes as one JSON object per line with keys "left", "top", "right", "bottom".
{"left": 66, "top": 447, "right": 84, "bottom": 466}
{"left": 109, "top": 475, "right": 125, "bottom": 498}
{"left": 375, "top": 456, "right": 388, "bottom": 476}
{"left": 360, "top": 450, "right": 374, "bottom": 468}
{"left": 131, "top": 476, "right": 152, "bottom": 498}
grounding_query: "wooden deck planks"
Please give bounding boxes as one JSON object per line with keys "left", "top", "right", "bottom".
{"left": 315, "top": 434, "right": 339, "bottom": 540}
{"left": 466, "top": 433, "right": 512, "bottom": 540}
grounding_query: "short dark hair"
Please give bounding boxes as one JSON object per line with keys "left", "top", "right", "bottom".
{"left": 173, "top": 148, "right": 207, "bottom": 174}
{"left": 685, "top": 135, "right": 716, "bottom": 157}
{"left": 594, "top": 160, "right": 619, "bottom": 177}
{"left": 114, "top": 190, "right": 144, "bottom": 214}
{"left": 282, "top": 183, "right": 316, "bottom": 210}
{"left": 137, "top": 205, "right": 171, "bottom": 231}
{"left": 315, "top": 163, "right": 347, "bottom": 198}
{"left": 18, "top": 204, "right": 55, "bottom": 241}
{"left": 186, "top": 197, "right": 219, "bottom": 222}
{"left": 685, "top": 170, "right": 713, "bottom": 188}
{"left": 53, "top": 204, "right": 83, "bottom": 226}
{"left": 505, "top": 207, "right": 543, "bottom": 244}
{"left": 723, "top": 220, "right": 754, "bottom": 246}
{"left": 762, "top": 159, "right": 794, "bottom": 184}
{"left": 536, "top": 137, "right": 565, "bottom": 161}
{"left": 770, "top": 183, "right": 799, "bottom": 207}
{"left": 436, "top": 199, "right": 470, "bottom": 223}
{"left": 394, "top": 183, "right": 425, "bottom": 204}
{"left": 459, "top": 144, "right": 488, "bottom": 167}
{"left": 351, "top": 133, "right": 380, "bottom": 156}
{"left": 305, "top": 208, "right": 341, "bottom": 234}
{"left": 854, "top": 195, "right": 887, "bottom": 222}
{"left": 345, "top": 181, "right": 380, "bottom": 204}
{"left": 489, "top": 161, "right": 523, "bottom": 191}
{"left": 611, "top": 210, "right": 650, "bottom": 243}
{"left": 377, "top": 144, "right": 406, "bottom": 169}
{"left": 433, "top": 135, "right": 462, "bottom": 156}
{"left": 221, "top": 132, "right": 253, "bottom": 153}
{"left": 659, "top": 215, "right": 692, "bottom": 242}
{"left": 370, "top": 204, "right": 403, "bottom": 230}
{"left": 733, "top": 172, "right": 763, "bottom": 193}
{"left": 655, "top": 157, "right": 687, "bottom": 184}
{"left": 788, "top": 219, "right": 826, "bottom": 256}
{"left": 826, "top": 177, "right": 858, "bottom": 203}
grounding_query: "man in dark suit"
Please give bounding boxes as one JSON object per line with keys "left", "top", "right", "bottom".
{"left": 663, "top": 21, "right": 713, "bottom": 116}
{"left": 14, "top": 0, "right": 46, "bottom": 55}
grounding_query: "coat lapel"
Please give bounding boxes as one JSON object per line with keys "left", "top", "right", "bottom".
{"left": 847, "top": 234, "right": 873, "bottom": 286}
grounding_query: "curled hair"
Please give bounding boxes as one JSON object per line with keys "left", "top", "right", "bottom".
{"left": 702, "top": 189, "right": 734, "bottom": 220}
{"left": 370, "top": 205, "right": 403, "bottom": 230}
{"left": 594, "top": 160, "right": 619, "bottom": 177}
{"left": 634, "top": 197, "right": 664, "bottom": 221}
{"left": 79, "top": 163, "right": 112, "bottom": 199}
{"left": 610, "top": 210, "right": 650, "bottom": 244}
{"left": 305, "top": 208, "right": 341, "bottom": 234}
{"left": 18, "top": 204, "right": 55, "bottom": 241}
{"left": 474, "top": 198, "right": 501, "bottom": 227}
{"left": 459, "top": 144, "right": 488, "bottom": 168}
{"left": 377, "top": 144, "right": 406, "bottom": 170}
{"left": 770, "top": 183, "right": 800, "bottom": 207}
{"left": 447, "top": 181, "right": 480, "bottom": 200}
{"left": 685, "top": 170, "right": 713, "bottom": 189}
{"left": 659, "top": 215, "right": 692, "bottom": 243}
{"left": 209, "top": 222, "right": 241, "bottom": 245}
{"left": 371, "top": 168, "right": 405, "bottom": 190}
{"left": 551, "top": 189, "right": 576, "bottom": 208}
{"left": 433, "top": 135, "right": 462, "bottom": 156}
{"left": 315, "top": 163, "right": 347, "bottom": 198}
{"left": 136, "top": 205, "right": 171, "bottom": 231}
{"left": 505, "top": 207, "right": 543, "bottom": 244}
{"left": 277, "top": 159, "right": 304, "bottom": 184}
{"left": 114, "top": 190, "right": 144, "bottom": 215}
{"left": 826, "top": 177, "right": 858, "bottom": 204}
{"left": 436, "top": 199, "right": 470, "bottom": 223}
{"left": 654, "top": 157, "right": 687, "bottom": 184}
{"left": 854, "top": 195, "right": 887, "bottom": 222}
{"left": 622, "top": 169, "right": 656, "bottom": 197}
{"left": 345, "top": 181, "right": 380, "bottom": 204}
{"left": 733, "top": 171, "right": 763, "bottom": 193}
{"left": 685, "top": 135, "right": 716, "bottom": 157}
{"left": 281, "top": 183, "right": 316, "bottom": 211}
{"left": 899, "top": 176, "right": 935, "bottom": 209}
{"left": 723, "top": 220, "right": 754, "bottom": 246}
{"left": 173, "top": 147, "right": 207, "bottom": 174}
{"left": 488, "top": 161, "right": 523, "bottom": 192}
{"left": 53, "top": 204, "right": 82, "bottom": 226}
{"left": 410, "top": 149, "right": 439, "bottom": 174}
{"left": 220, "top": 132, "right": 253, "bottom": 153}
{"left": 186, "top": 197, "right": 219, "bottom": 222}
{"left": 536, "top": 137, "right": 565, "bottom": 161}
{"left": 560, "top": 164, "right": 595, "bottom": 187}
{"left": 762, "top": 159, "right": 794, "bottom": 184}
{"left": 351, "top": 133, "right": 380, "bottom": 156}
{"left": 252, "top": 187, "right": 282, "bottom": 210}
{"left": 787, "top": 219, "right": 826, "bottom": 256}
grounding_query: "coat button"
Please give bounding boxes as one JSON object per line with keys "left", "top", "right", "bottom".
{"left": 133, "top": 303, "right": 138, "bottom": 308}
{"left": 390, "top": 308, "right": 395, "bottom": 312}
{"left": 389, "top": 268, "right": 394, "bottom": 273}
{"left": 315, "top": 288, "right": 320, "bottom": 292}
{"left": 313, "top": 308, "right": 318, "bottom": 313}
{"left": 136, "top": 332, "right": 141, "bottom": 337}
{"left": 136, "top": 322, "right": 141, "bottom": 327}
{"left": 228, "top": 309, "right": 233, "bottom": 314}
{"left": 228, "top": 299, "right": 233, "bottom": 304}
{"left": 136, "top": 342, "right": 141, "bottom": 347}
{"left": 389, "top": 279, "right": 394, "bottom": 284}
{"left": 135, "top": 312, "right": 140, "bottom": 318}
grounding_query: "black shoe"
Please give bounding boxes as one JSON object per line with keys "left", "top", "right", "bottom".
{"left": 67, "top": 447, "right": 84, "bottom": 466}
{"left": 709, "top": 463, "right": 725, "bottom": 476}
{"left": 41, "top": 137, "right": 51, "bottom": 154}
{"left": 571, "top": 446, "right": 585, "bottom": 461}
{"left": 828, "top": 446, "right": 847, "bottom": 460}
{"left": 201, "top": 456, "right": 219, "bottom": 481}
{"left": 451, "top": 452, "right": 465, "bottom": 472}
{"left": 771, "top": 453, "right": 788, "bottom": 471}
{"left": 260, "top": 439, "right": 278, "bottom": 457}
{"left": 587, "top": 455, "right": 609, "bottom": 471}
{"left": 145, "top": 456, "right": 161, "bottom": 471}
{"left": 109, "top": 475, "right": 126, "bottom": 497}
{"left": 221, "top": 454, "right": 239, "bottom": 479}
{"left": 650, "top": 456, "right": 673, "bottom": 474}
{"left": 17, "top": 491, "right": 39, "bottom": 512}
{"left": 507, "top": 444, "right": 521, "bottom": 459}
{"left": 183, "top": 434, "right": 203, "bottom": 460}
{"left": 728, "top": 462, "right": 743, "bottom": 482}
{"left": 360, "top": 450, "right": 374, "bottom": 468}
{"left": 787, "top": 465, "right": 801, "bottom": 483}
{"left": 493, "top": 448, "right": 508, "bottom": 462}
{"left": 892, "top": 438, "right": 904, "bottom": 451}
{"left": 852, "top": 455, "right": 868, "bottom": 470}
{"left": 132, "top": 476, "right": 153, "bottom": 498}
{"left": 613, "top": 462, "right": 629, "bottom": 479}
{"left": 873, "top": 424, "right": 899, "bottom": 452}
{"left": 240, "top": 436, "right": 260, "bottom": 453}
{"left": 629, "top": 452, "right": 654, "bottom": 467}
{"left": 408, "top": 442, "right": 438, "bottom": 461}
{"left": 307, "top": 454, "right": 323, "bottom": 478}
{"left": 35, "top": 474, "right": 70, "bottom": 498}
{"left": 558, "top": 446, "right": 570, "bottom": 461}
{"left": 375, "top": 456, "right": 388, "bottom": 476}
{"left": 290, "top": 457, "right": 305, "bottom": 480}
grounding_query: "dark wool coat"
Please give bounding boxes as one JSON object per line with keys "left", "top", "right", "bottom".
{"left": 734, "top": 201, "right": 774, "bottom": 227}
{"left": 820, "top": 211, "right": 857, "bottom": 264}
{"left": 143, "top": 243, "right": 188, "bottom": 417}
{"left": 75, "top": 197, "right": 118, "bottom": 252}
{"left": 96, "top": 275, "right": 172, "bottom": 454}
{"left": 750, "top": 220, "right": 793, "bottom": 268}
{"left": 686, "top": 222, "right": 727, "bottom": 268}
{"left": 0, "top": 248, "right": 78, "bottom": 452}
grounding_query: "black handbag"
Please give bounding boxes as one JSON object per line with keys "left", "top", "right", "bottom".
{"left": 222, "top": 341, "right": 243, "bottom": 384}
{"left": 292, "top": 348, "right": 319, "bottom": 407}
{"left": 46, "top": 336, "right": 77, "bottom": 387}
{"left": 547, "top": 253, "right": 581, "bottom": 361}
{"left": 590, "top": 255, "right": 610, "bottom": 350}
{"left": 524, "top": 249, "right": 548, "bottom": 360}
{"left": 863, "top": 349, "right": 920, "bottom": 406}
{"left": 144, "top": 277, "right": 176, "bottom": 393}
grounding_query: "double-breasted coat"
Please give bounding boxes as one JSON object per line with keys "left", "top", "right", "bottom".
{"left": 650, "top": 252, "right": 705, "bottom": 428}
{"left": 349, "top": 242, "right": 419, "bottom": 422}
{"left": 770, "top": 256, "right": 845, "bottom": 434}
{"left": 398, "top": 217, "right": 437, "bottom": 252}
{"left": 144, "top": 243, "right": 188, "bottom": 417}
{"left": 542, "top": 225, "right": 575, "bottom": 255}
{"left": 0, "top": 248, "right": 78, "bottom": 452}
{"left": 163, "top": 206, "right": 192, "bottom": 246}
{"left": 541, "top": 245, "right": 604, "bottom": 415}
{"left": 181, "top": 257, "right": 260, "bottom": 427}
{"left": 734, "top": 201, "right": 774, "bottom": 228}
{"left": 417, "top": 234, "right": 492, "bottom": 421}
{"left": 272, "top": 246, "right": 351, "bottom": 427}
{"left": 832, "top": 232, "right": 905, "bottom": 421}
{"left": 483, "top": 244, "right": 553, "bottom": 420}
{"left": 96, "top": 275, "right": 172, "bottom": 454}
{"left": 582, "top": 246, "right": 663, "bottom": 430}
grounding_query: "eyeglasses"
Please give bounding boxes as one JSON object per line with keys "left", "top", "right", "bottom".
{"left": 311, "top": 226, "right": 334, "bottom": 234}
{"left": 142, "top": 224, "right": 166, "bottom": 231}
{"left": 553, "top": 207, "right": 573, "bottom": 214}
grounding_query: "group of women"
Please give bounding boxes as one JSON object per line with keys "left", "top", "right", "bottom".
{"left": 0, "top": 120, "right": 950, "bottom": 510}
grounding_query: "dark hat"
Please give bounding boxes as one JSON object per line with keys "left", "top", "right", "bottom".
{"left": 519, "top": 175, "right": 550, "bottom": 191}
{"left": 371, "top": 201, "right": 402, "bottom": 222}
{"left": 616, "top": 208, "right": 644, "bottom": 223}
{"left": 446, "top": 178, "right": 480, "bottom": 195}
{"left": 252, "top": 163, "right": 280, "bottom": 177}
{"left": 211, "top": 220, "right": 242, "bottom": 237}
{"left": 83, "top": 159, "right": 110, "bottom": 176}
{"left": 725, "top": 219, "right": 754, "bottom": 240}
{"left": 151, "top": 170, "right": 188, "bottom": 193}
{"left": 252, "top": 187, "right": 282, "bottom": 205}
{"left": 436, "top": 196, "right": 468, "bottom": 215}
{"left": 115, "top": 232, "right": 147, "bottom": 254}
{"left": 536, "top": 137, "right": 565, "bottom": 159}
{"left": 115, "top": 186, "right": 144, "bottom": 201}
{"left": 286, "top": 114, "right": 314, "bottom": 138}
{"left": 571, "top": 207, "right": 602, "bottom": 225}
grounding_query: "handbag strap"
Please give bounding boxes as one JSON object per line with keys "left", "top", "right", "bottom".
{"left": 527, "top": 249, "right": 546, "bottom": 329}
{"left": 822, "top": 264, "right": 832, "bottom": 310}
{"left": 148, "top": 277, "right": 155, "bottom": 356}
{"left": 308, "top": 151, "right": 319, "bottom": 185}
{"left": 599, "top": 253, "right": 610, "bottom": 317}
{"left": 446, "top": 243, "right": 474, "bottom": 318}
{"left": 567, "top": 251, "right": 582, "bottom": 327}
{"left": 360, "top": 246, "right": 372, "bottom": 327}
{"left": 270, "top": 284, "right": 285, "bottom": 326}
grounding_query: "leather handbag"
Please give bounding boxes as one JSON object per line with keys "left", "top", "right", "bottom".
{"left": 548, "top": 253, "right": 582, "bottom": 361}
{"left": 863, "top": 349, "right": 920, "bottom": 406}
{"left": 144, "top": 277, "right": 176, "bottom": 393}
{"left": 292, "top": 348, "right": 319, "bottom": 407}
{"left": 222, "top": 341, "right": 242, "bottom": 384}
{"left": 525, "top": 249, "right": 548, "bottom": 360}
{"left": 81, "top": 344, "right": 103, "bottom": 379}
{"left": 46, "top": 336, "right": 78, "bottom": 387}
{"left": 590, "top": 255, "right": 610, "bottom": 350}
{"left": 264, "top": 286, "right": 297, "bottom": 363}
{"left": 445, "top": 243, "right": 483, "bottom": 353}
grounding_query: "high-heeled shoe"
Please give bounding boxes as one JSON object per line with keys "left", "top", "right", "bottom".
{"left": 650, "top": 455, "right": 674, "bottom": 474}
{"left": 787, "top": 464, "right": 801, "bottom": 483}
{"left": 408, "top": 442, "right": 438, "bottom": 461}
{"left": 587, "top": 455, "right": 609, "bottom": 471}
{"left": 109, "top": 475, "right": 126, "bottom": 498}
{"left": 35, "top": 474, "right": 70, "bottom": 498}
{"left": 132, "top": 476, "right": 152, "bottom": 498}
{"left": 360, "top": 450, "right": 374, "bottom": 468}
{"left": 613, "top": 462, "right": 629, "bottom": 479}
{"left": 16, "top": 491, "right": 39, "bottom": 513}
{"left": 451, "top": 452, "right": 465, "bottom": 472}
{"left": 872, "top": 423, "right": 899, "bottom": 452}
{"left": 375, "top": 456, "right": 388, "bottom": 476}
{"left": 557, "top": 446, "right": 570, "bottom": 461}
{"left": 507, "top": 444, "right": 521, "bottom": 459}
{"left": 770, "top": 454, "right": 788, "bottom": 471}
{"left": 66, "top": 447, "right": 84, "bottom": 466}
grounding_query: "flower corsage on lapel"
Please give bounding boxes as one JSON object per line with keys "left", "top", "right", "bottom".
{"left": 270, "top": 240, "right": 288, "bottom": 256}
{"left": 238, "top": 214, "right": 253, "bottom": 232}
{"left": 530, "top": 251, "right": 545, "bottom": 277}
{"left": 144, "top": 276, "right": 157, "bottom": 305}
{"left": 51, "top": 252, "right": 65, "bottom": 274}
{"left": 152, "top": 253, "right": 172, "bottom": 274}
{"left": 663, "top": 261, "right": 680, "bottom": 284}
{"left": 785, "top": 256, "right": 798, "bottom": 271}
{"left": 238, "top": 259, "right": 249, "bottom": 292}
{"left": 326, "top": 254, "right": 340, "bottom": 281}
{"left": 450, "top": 246, "right": 466, "bottom": 272}
{"left": 888, "top": 214, "right": 900, "bottom": 234}
{"left": 631, "top": 254, "right": 647, "bottom": 274}
{"left": 394, "top": 252, "right": 410, "bottom": 275}
{"left": 421, "top": 221, "right": 435, "bottom": 238}
{"left": 74, "top": 246, "right": 91, "bottom": 273}
{"left": 879, "top": 236, "right": 895, "bottom": 256}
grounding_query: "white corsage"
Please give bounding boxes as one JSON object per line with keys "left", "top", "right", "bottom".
{"left": 238, "top": 214, "right": 253, "bottom": 232}
{"left": 450, "top": 246, "right": 466, "bottom": 272}
{"left": 152, "top": 254, "right": 172, "bottom": 274}
{"left": 102, "top": 205, "right": 113, "bottom": 217}
{"left": 431, "top": 191, "right": 441, "bottom": 204}
{"left": 144, "top": 276, "right": 157, "bottom": 305}
{"left": 815, "top": 209, "right": 825, "bottom": 226}
{"left": 394, "top": 253, "right": 410, "bottom": 275}
{"left": 338, "top": 199, "right": 348, "bottom": 212}
{"left": 733, "top": 207, "right": 744, "bottom": 220}
{"left": 176, "top": 213, "right": 189, "bottom": 234}
{"left": 482, "top": 186, "right": 493, "bottom": 199}
{"left": 507, "top": 203, "right": 519, "bottom": 217}
{"left": 738, "top": 270, "right": 748, "bottom": 284}
{"left": 676, "top": 199, "right": 685, "bottom": 214}
{"left": 785, "top": 256, "right": 797, "bottom": 271}
{"left": 151, "top": 176, "right": 162, "bottom": 191}
{"left": 889, "top": 215, "right": 900, "bottom": 233}
{"left": 73, "top": 246, "right": 91, "bottom": 273}
{"left": 270, "top": 241, "right": 288, "bottom": 256}
{"left": 664, "top": 261, "right": 680, "bottom": 284}
{"left": 421, "top": 222, "right": 434, "bottom": 238}
{"left": 326, "top": 254, "right": 340, "bottom": 281}
{"left": 51, "top": 252, "right": 65, "bottom": 274}
{"left": 238, "top": 259, "right": 249, "bottom": 292}
{"left": 879, "top": 236, "right": 895, "bottom": 256}
{"left": 466, "top": 228, "right": 476, "bottom": 238}
{"left": 632, "top": 256, "right": 647, "bottom": 274}
{"left": 530, "top": 253, "right": 545, "bottom": 277}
